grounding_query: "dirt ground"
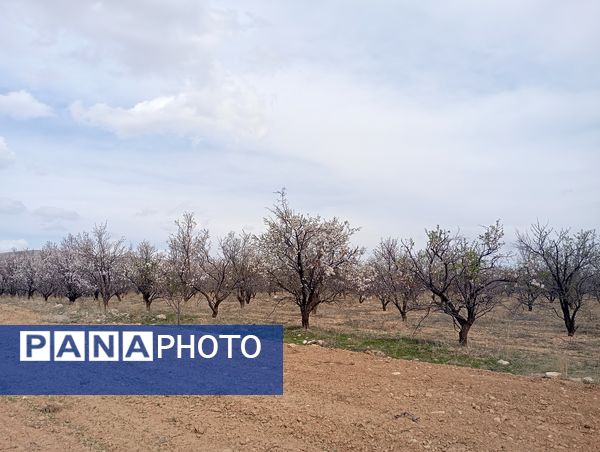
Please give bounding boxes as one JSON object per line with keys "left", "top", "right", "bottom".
{"left": 0, "top": 302, "right": 599, "bottom": 451}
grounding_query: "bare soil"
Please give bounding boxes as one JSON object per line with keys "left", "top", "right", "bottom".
{"left": 0, "top": 300, "right": 599, "bottom": 451}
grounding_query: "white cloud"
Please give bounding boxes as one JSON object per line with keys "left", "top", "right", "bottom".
{"left": 0, "top": 137, "right": 15, "bottom": 168}
{"left": 0, "top": 239, "right": 28, "bottom": 252}
{"left": 33, "top": 206, "right": 80, "bottom": 221}
{"left": 0, "top": 90, "right": 52, "bottom": 119}
{"left": 0, "top": 197, "right": 26, "bottom": 214}
{"left": 70, "top": 76, "right": 266, "bottom": 140}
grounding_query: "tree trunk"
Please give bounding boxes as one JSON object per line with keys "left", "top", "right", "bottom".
{"left": 210, "top": 300, "right": 219, "bottom": 318}
{"left": 103, "top": 297, "right": 109, "bottom": 312}
{"left": 458, "top": 323, "right": 471, "bottom": 346}
{"left": 68, "top": 295, "right": 77, "bottom": 304}
{"left": 527, "top": 303, "right": 533, "bottom": 311}
{"left": 300, "top": 305, "right": 310, "bottom": 329}
{"left": 400, "top": 310, "right": 407, "bottom": 322}
{"left": 237, "top": 289, "right": 252, "bottom": 307}
{"left": 560, "top": 298, "right": 577, "bottom": 336}
{"left": 143, "top": 293, "right": 152, "bottom": 312}
{"left": 565, "top": 317, "right": 576, "bottom": 336}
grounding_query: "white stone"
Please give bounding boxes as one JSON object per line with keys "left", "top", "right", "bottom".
{"left": 544, "top": 372, "right": 561, "bottom": 379}
{"left": 497, "top": 359, "right": 510, "bottom": 366}
{"left": 583, "top": 377, "right": 594, "bottom": 384}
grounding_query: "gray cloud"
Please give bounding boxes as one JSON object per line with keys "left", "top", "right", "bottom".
{"left": 33, "top": 206, "right": 80, "bottom": 221}
{"left": 0, "top": 197, "right": 26, "bottom": 214}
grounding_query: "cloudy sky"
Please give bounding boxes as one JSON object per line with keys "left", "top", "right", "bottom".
{"left": 1, "top": 0, "right": 599, "bottom": 251}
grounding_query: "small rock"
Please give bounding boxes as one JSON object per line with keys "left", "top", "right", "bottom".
{"left": 494, "top": 417, "right": 501, "bottom": 423}
{"left": 155, "top": 314, "right": 167, "bottom": 320}
{"left": 544, "top": 372, "right": 561, "bottom": 379}
{"left": 52, "top": 304, "right": 64, "bottom": 309}
{"left": 316, "top": 340, "right": 325, "bottom": 346}
{"left": 302, "top": 340, "right": 308, "bottom": 345}
{"left": 497, "top": 359, "right": 510, "bottom": 366}
{"left": 392, "top": 371, "right": 401, "bottom": 376}
{"left": 583, "top": 377, "right": 594, "bottom": 384}
{"left": 395, "top": 411, "right": 419, "bottom": 422}
{"left": 569, "top": 377, "right": 583, "bottom": 383}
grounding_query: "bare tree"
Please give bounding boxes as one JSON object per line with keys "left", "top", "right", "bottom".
{"left": 259, "top": 191, "right": 362, "bottom": 329}
{"left": 195, "top": 232, "right": 244, "bottom": 318}
{"left": 517, "top": 223, "right": 598, "bottom": 336}
{"left": 370, "top": 238, "right": 424, "bottom": 321}
{"left": 74, "top": 223, "right": 127, "bottom": 311}
{"left": 404, "top": 222, "right": 510, "bottom": 346}
{"left": 232, "top": 233, "right": 263, "bottom": 308}
{"left": 163, "top": 212, "right": 206, "bottom": 324}
{"left": 513, "top": 251, "right": 545, "bottom": 312}
{"left": 125, "top": 241, "right": 164, "bottom": 311}
{"left": 590, "top": 262, "right": 600, "bottom": 303}
{"left": 112, "top": 272, "right": 132, "bottom": 302}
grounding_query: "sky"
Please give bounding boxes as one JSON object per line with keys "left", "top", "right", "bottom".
{"left": 1, "top": 0, "right": 599, "bottom": 252}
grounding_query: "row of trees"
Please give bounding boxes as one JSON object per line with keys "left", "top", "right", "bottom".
{"left": 360, "top": 221, "right": 599, "bottom": 344}
{"left": 0, "top": 218, "right": 265, "bottom": 324}
{"left": 1, "top": 192, "right": 599, "bottom": 345}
